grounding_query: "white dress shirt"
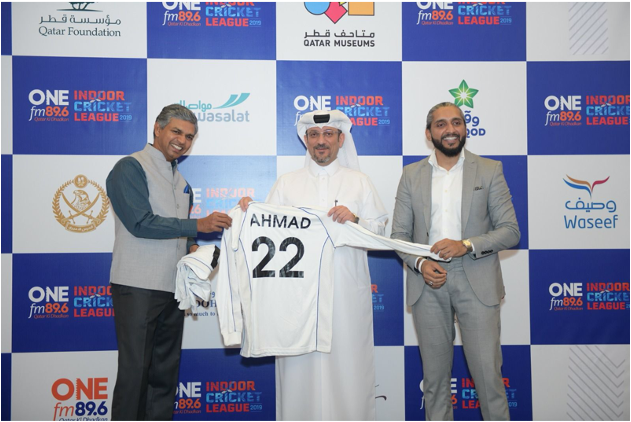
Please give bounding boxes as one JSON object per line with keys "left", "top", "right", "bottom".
{"left": 418, "top": 148, "right": 467, "bottom": 270}
{"left": 428, "top": 148, "right": 465, "bottom": 245}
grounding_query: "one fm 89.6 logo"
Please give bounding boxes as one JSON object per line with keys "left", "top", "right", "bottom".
{"left": 28, "top": 89, "right": 132, "bottom": 123}
{"left": 51, "top": 377, "right": 109, "bottom": 421}
{"left": 544, "top": 95, "right": 630, "bottom": 127}
{"left": 28, "top": 286, "right": 70, "bottom": 320}
{"left": 28, "top": 285, "right": 114, "bottom": 320}
{"left": 415, "top": 2, "right": 514, "bottom": 26}
{"left": 175, "top": 380, "right": 263, "bottom": 415}
{"left": 548, "top": 282, "right": 630, "bottom": 311}
{"left": 160, "top": 2, "right": 263, "bottom": 28}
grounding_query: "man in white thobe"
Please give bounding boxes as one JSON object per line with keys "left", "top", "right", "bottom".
{"left": 239, "top": 109, "right": 387, "bottom": 420}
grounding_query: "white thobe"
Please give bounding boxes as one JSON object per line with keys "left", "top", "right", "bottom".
{"left": 266, "top": 158, "right": 388, "bottom": 421}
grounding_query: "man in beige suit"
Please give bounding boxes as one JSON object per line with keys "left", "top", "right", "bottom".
{"left": 391, "top": 102, "right": 520, "bottom": 420}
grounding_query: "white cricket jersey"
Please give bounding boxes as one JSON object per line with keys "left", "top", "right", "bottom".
{"left": 216, "top": 202, "right": 441, "bottom": 358}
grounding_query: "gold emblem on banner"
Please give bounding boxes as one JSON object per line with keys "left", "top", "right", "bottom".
{"left": 52, "top": 174, "right": 109, "bottom": 233}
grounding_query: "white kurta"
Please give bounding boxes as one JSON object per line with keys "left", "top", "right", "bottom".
{"left": 266, "top": 159, "right": 388, "bottom": 421}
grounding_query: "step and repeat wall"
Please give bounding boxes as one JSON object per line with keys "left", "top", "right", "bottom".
{"left": 1, "top": 2, "right": 629, "bottom": 421}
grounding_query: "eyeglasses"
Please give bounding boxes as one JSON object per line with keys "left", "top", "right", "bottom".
{"left": 306, "top": 129, "right": 341, "bottom": 140}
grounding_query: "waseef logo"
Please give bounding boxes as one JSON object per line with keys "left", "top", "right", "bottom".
{"left": 562, "top": 175, "right": 618, "bottom": 230}
{"left": 563, "top": 175, "right": 609, "bottom": 199}
{"left": 52, "top": 175, "right": 109, "bottom": 233}
{"left": 305, "top": 2, "right": 374, "bottom": 24}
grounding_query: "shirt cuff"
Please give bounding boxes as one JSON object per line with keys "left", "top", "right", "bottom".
{"left": 468, "top": 239, "right": 477, "bottom": 258}
{"left": 222, "top": 332, "right": 242, "bottom": 347}
{"left": 182, "top": 219, "right": 199, "bottom": 238}
{"left": 416, "top": 257, "right": 426, "bottom": 273}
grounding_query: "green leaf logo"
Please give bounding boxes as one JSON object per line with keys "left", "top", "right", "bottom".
{"left": 448, "top": 80, "right": 479, "bottom": 108}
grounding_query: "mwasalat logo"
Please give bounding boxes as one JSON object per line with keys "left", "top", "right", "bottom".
{"left": 449, "top": 80, "right": 479, "bottom": 108}
{"left": 179, "top": 93, "right": 251, "bottom": 123}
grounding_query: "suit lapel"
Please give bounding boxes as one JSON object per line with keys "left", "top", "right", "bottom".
{"left": 420, "top": 160, "right": 432, "bottom": 231}
{"left": 461, "top": 150, "right": 477, "bottom": 236}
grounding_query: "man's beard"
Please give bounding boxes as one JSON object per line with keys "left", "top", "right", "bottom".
{"left": 432, "top": 133, "right": 466, "bottom": 157}
{"left": 311, "top": 144, "right": 332, "bottom": 164}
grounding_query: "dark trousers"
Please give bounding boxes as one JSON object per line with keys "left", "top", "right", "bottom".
{"left": 111, "top": 284, "right": 185, "bottom": 421}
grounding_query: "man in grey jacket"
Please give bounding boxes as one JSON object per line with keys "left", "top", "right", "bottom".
{"left": 391, "top": 102, "right": 520, "bottom": 421}
{"left": 106, "top": 104, "right": 231, "bottom": 420}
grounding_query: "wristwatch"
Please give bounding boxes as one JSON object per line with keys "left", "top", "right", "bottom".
{"left": 462, "top": 239, "right": 473, "bottom": 253}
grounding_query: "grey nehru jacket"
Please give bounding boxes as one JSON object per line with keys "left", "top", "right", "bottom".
{"left": 108, "top": 144, "right": 198, "bottom": 293}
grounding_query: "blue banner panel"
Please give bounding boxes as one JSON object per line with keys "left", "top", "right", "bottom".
{"left": 527, "top": 61, "right": 630, "bottom": 155}
{"left": 1, "top": 155, "right": 12, "bottom": 253}
{"left": 178, "top": 155, "right": 277, "bottom": 243}
{"left": 12, "top": 253, "right": 117, "bottom": 353}
{"left": 1, "top": 2, "right": 11, "bottom": 56}
{"left": 402, "top": 2, "right": 526, "bottom": 61}
{"left": 276, "top": 60, "right": 402, "bottom": 156}
{"left": 403, "top": 155, "right": 428, "bottom": 167}
{"left": 368, "top": 251, "right": 404, "bottom": 346}
{"left": 1, "top": 354, "right": 10, "bottom": 421}
{"left": 530, "top": 249, "right": 630, "bottom": 345}
{"left": 175, "top": 349, "right": 275, "bottom": 421}
{"left": 147, "top": 2, "right": 276, "bottom": 60}
{"left": 485, "top": 156, "right": 528, "bottom": 250}
{"left": 13, "top": 56, "right": 147, "bottom": 155}
{"left": 404, "top": 345, "right": 532, "bottom": 421}
{"left": 401, "top": 155, "right": 527, "bottom": 249}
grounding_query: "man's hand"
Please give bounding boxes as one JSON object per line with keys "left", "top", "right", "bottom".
{"left": 420, "top": 259, "right": 447, "bottom": 289}
{"left": 327, "top": 206, "right": 356, "bottom": 224}
{"left": 197, "top": 212, "right": 232, "bottom": 233}
{"left": 238, "top": 196, "right": 253, "bottom": 211}
{"left": 431, "top": 238, "right": 467, "bottom": 260}
{"left": 189, "top": 244, "right": 199, "bottom": 253}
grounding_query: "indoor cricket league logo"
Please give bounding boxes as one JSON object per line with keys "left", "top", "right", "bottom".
{"left": 52, "top": 174, "right": 109, "bottom": 233}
